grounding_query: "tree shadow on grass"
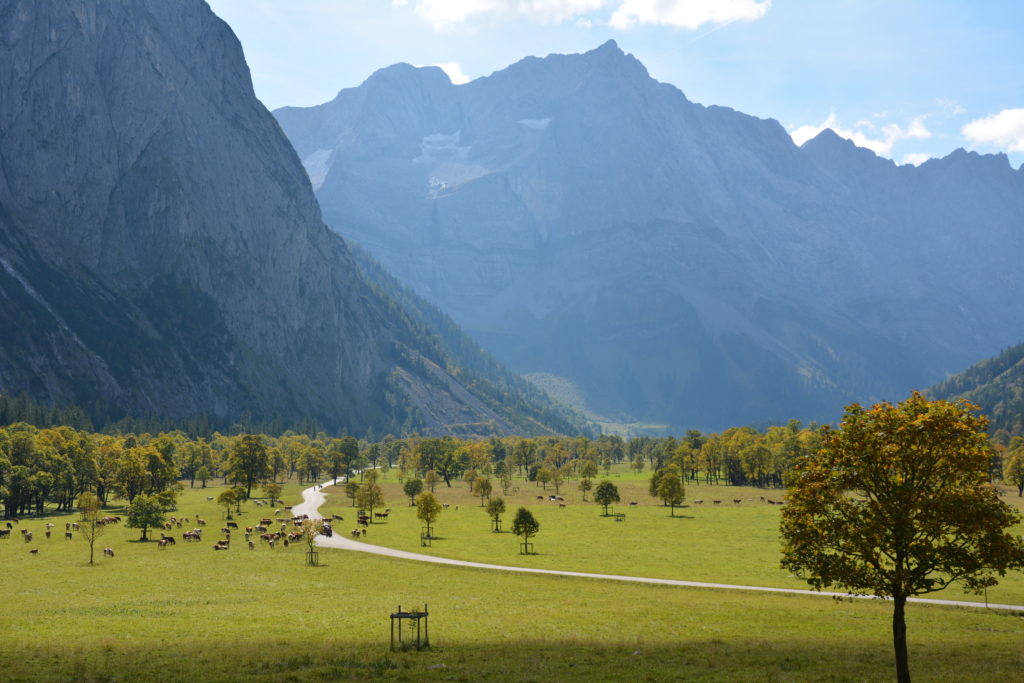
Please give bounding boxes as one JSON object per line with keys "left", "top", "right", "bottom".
{"left": 10, "top": 634, "right": 1014, "bottom": 681}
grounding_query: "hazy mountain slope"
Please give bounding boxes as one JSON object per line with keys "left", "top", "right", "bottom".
{"left": 0, "top": 0, "right": 582, "bottom": 437}
{"left": 275, "top": 40, "right": 1024, "bottom": 431}
{"left": 929, "top": 343, "right": 1024, "bottom": 438}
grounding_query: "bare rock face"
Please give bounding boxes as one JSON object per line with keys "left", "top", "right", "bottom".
{"left": 0, "top": 0, "right": 575, "bottom": 436}
{"left": 276, "top": 40, "right": 1024, "bottom": 431}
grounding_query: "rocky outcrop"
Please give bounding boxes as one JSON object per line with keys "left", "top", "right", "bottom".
{"left": 0, "top": 0, "right": 581, "bottom": 437}
{"left": 276, "top": 40, "right": 1024, "bottom": 431}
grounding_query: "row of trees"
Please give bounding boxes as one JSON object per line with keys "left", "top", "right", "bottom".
{"left": 6, "top": 416, "right": 1024, "bottom": 520}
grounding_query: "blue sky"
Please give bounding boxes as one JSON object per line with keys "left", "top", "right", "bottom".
{"left": 207, "top": 0, "right": 1024, "bottom": 168}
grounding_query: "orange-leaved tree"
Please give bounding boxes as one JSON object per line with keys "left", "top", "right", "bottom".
{"left": 781, "top": 391, "right": 1024, "bottom": 683}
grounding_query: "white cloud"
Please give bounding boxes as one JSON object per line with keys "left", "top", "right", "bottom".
{"left": 936, "top": 98, "right": 966, "bottom": 116}
{"left": 433, "top": 62, "right": 471, "bottom": 84}
{"left": 400, "top": 0, "right": 607, "bottom": 29}
{"left": 962, "top": 108, "right": 1024, "bottom": 153}
{"left": 789, "top": 113, "right": 931, "bottom": 158}
{"left": 901, "top": 152, "right": 932, "bottom": 166}
{"left": 609, "top": 0, "right": 770, "bottom": 30}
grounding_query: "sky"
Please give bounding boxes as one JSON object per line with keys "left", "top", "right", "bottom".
{"left": 207, "top": 0, "right": 1024, "bottom": 168}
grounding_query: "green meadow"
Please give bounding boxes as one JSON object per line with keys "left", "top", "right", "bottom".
{"left": 1, "top": 476, "right": 1022, "bottom": 681}
{"left": 324, "top": 468, "right": 1024, "bottom": 606}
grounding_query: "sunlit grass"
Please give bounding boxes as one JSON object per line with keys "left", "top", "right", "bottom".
{"left": 326, "top": 465, "right": 1024, "bottom": 605}
{"left": 1, "top": 477, "right": 1022, "bottom": 680}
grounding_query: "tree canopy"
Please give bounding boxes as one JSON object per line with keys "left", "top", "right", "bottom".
{"left": 781, "top": 392, "right": 1024, "bottom": 682}
{"left": 594, "top": 480, "right": 620, "bottom": 516}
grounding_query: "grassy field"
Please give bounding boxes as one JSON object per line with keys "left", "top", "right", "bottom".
{"left": 1, "top": 478, "right": 1022, "bottom": 681}
{"left": 324, "top": 467, "right": 1024, "bottom": 606}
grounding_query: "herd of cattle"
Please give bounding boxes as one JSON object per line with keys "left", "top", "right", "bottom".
{"left": 0, "top": 507, "right": 352, "bottom": 558}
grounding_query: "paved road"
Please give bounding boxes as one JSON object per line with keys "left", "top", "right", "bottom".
{"left": 293, "top": 481, "right": 1024, "bottom": 612}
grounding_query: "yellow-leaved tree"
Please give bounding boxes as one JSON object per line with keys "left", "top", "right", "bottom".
{"left": 781, "top": 392, "right": 1024, "bottom": 683}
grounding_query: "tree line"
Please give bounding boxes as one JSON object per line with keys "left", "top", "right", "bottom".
{"left": 6, "top": 416, "right": 1023, "bottom": 520}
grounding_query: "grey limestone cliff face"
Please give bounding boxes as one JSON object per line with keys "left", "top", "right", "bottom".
{"left": 0, "top": 0, "right": 553, "bottom": 435}
{"left": 276, "top": 40, "right": 1024, "bottom": 431}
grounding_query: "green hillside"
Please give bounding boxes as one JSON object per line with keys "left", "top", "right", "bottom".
{"left": 929, "top": 342, "right": 1024, "bottom": 439}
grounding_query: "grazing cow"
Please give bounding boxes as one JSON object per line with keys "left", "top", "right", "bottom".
{"left": 536, "top": 496, "right": 543, "bottom": 501}
{"left": 248, "top": 540, "right": 255, "bottom": 550}
{"left": 713, "top": 500, "right": 721, "bottom": 505}
{"left": 72, "top": 522, "right": 80, "bottom": 531}
{"left": 214, "top": 543, "right": 228, "bottom": 551}
{"left": 332, "top": 514, "right": 344, "bottom": 521}
{"left": 103, "top": 547, "right": 114, "bottom": 558}
{"left": 760, "top": 496, "right": 766, "bottom": 502}
{"left": 629, "top": 501, "right": 638, "bottom": 506}
{"left": 361, "top": 528, "right": 366, "bottom": 537}
{"left": 45, "top": 530, "right": 51, "bottom": 539}
{"left": 160, "top": 533, "right": 176, "bottom": 545}
{"left": 66, "top": 531, "right": 73, "bottom": 540}
{"left": 283, "top": 539, "right": 289, "bottom": 548}
{"left": 559, "top": 503, "right": 566, "bottom": 508}
{"left": 30, "top": 548, "right": 39, "bottom": 554}
{"left": 260, "top": 518, "right": 272, "bottom": 526}
{"left": 766, "top": 499, "right": 775, "bottom": 505}
{"left": 0, "top": 529, "right": 10, "bottom": 538}
{"left": 207, "top": 496, "right": 214, "bottom": 501}
{"left": 5, "top": 522, "right": 11, "bottom": 529}
{"left": 226, "top": 521, "right": 238, "bottom": 529}
{"left": 158, "top": 539, "right": 168, "bottom": 549}
{"left": 268, "top": 539, "right": 275, "bottom": 549}
{"left": 23, "top": 531, "right": 32, "bottom": 542}
{"left": 733, "top": 499, "right": 741, "bottom": 504}
{"left": 694, "top": 500, "right": 703, "bottom": 505}
{"left": 45, "top": 523, "right": 54, "bottom": 530}
{"left": 351, "top": 529, "right": 360, "bottom": 538}
{"left": 65, "top": 522, "right": 71, "bottom": 531}
{"left": 443, "top": 503, "right": 451, "bottom": 509}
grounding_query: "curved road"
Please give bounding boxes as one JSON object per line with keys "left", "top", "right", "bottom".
{"left": 292, "top": 480, "right": 1024, "bottom": 612}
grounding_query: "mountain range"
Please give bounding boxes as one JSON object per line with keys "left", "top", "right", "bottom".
{"left": 0, "top": 0, "right": 584, "bottom": 438}
{"left": 275, "top": 40, "right": 1024, "bottom": 432}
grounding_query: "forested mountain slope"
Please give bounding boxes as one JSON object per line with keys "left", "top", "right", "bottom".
{"left": 0, "top": 0, "right": 584, "bottom": 438}
{"left": 276, "top": 40, "right": 1024, "bottom": 431}
{"left": 930, "top": 343, "right": 1024, "bottom": 438}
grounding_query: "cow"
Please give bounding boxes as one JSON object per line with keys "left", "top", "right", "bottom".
{"left": 248, "top": 540, "right": 255, "bottom": 550}
{"left": 103, "top": 547, "right": 114, "bottom": 558}
{"left": 226, "top": 521, "right": 238, "bottom": 529}
{"left": 23, "top": 531, "right": 32, "bottom": 542}
{"left": 158, "top": 539, "right": 169, "bottom": 549}
{"left": 694, "top": 500, "right": 703, "bottom": 505}
{"left": 29, "top": 548, "right": 39, "bottom": 554}
{"left": 629, "top": 501, "right": 638, "bottom": 506}
{"left": 0, "top": 529, "right": 10, "bottom": 539}
{"left": 559, "top": 503, "right": 566, "bottom": 508}
{"left": 65, "top": 531, "right": 73, "bottom": 540}
{"left": 733, "top": 499, "right": 741, "bottom": 504}
{"left": 160, "top": 533, "right": 176, "bottom": 545}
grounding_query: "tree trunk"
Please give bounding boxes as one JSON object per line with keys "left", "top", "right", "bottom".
{"left": 892, "top": 593, "right": 910, "bottom": 683}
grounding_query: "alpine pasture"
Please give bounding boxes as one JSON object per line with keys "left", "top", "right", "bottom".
{"left": 2, "top": 469, "right": 1022, "bottom": 681}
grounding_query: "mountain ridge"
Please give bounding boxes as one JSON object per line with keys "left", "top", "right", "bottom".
{"left": 0, "top": 0, "right": 585, "bottom": 438}
{"left": 275, "top": 41, "right": 1024, "bottom": 432}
